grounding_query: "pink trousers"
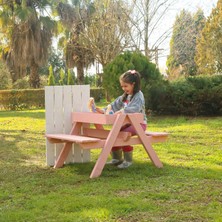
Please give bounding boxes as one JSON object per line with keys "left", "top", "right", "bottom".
{"left": 112, "top": 123, "right": 147, "bottom": 152}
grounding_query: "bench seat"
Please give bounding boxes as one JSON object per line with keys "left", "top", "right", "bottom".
{"left": 46, "top": 134, "right": 102, "bottom": 144}
{"left": 46, "top": 131, "right": 168, "bottom": 145}
{"left": 146, "top": 131, "right": 168, "bottom": 137}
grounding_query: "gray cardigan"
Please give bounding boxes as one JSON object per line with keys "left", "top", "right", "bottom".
{"left": 108, "top": 91, "right": 147, "bottom": 123}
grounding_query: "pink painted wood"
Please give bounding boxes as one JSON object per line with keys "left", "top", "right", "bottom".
{"left": 46, "top": 112, "right": 167, "bottom": 178}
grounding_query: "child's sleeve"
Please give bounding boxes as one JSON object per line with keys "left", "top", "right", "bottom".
{"left": 110, "top": 96, "right": 123, "bottom": 112}
{"left": 124, "top": 96, "right": 144, "bottom": 113}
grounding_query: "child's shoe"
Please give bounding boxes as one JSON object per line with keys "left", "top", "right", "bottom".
{"left": 117, "top": 160, "right": 132, "bottom": 169}
{"left": 106, "top": 149, "right": 123, "bottom": 165}
{"left": 117, "top": 151, "right": 133, "bottom": 169}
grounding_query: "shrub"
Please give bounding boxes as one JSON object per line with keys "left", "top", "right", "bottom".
{"left": 103, "top": 51, "right": 162, "bottom": 99}
{"left": 90, "top": 88, "right": 105, "bottom": 102}
{"left": 0, "top": 61, "right": 12, "bottom": 89}
{"left": 148, "top": 75, "right": 222, "bottom": 116}
{"left": 0, "top": 89, "right": 45, "bottom": 110}
{"left": 13, "top": 76, "right": 30, "bottom": 89}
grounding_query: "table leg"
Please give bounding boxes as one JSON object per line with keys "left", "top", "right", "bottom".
{"left": 54, "top": 142, "right": 73, "bottom": 168}
{"left": 54, "top": 122, "right": 82, "bottom": 168}
{"left": 128, "top": 115, "right": 163, "bottom": 168}
{"left": 90, "top": 114, "right": 126, "bottom": 178}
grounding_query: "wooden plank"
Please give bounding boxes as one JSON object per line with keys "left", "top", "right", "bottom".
{"left": 45, "top": 86, "right": 56, "bottom": 166}
{"left": 80, "top": 85, "right": 91, "bottom": 162}
{"left": 145, "top": 131, "right": 168, "bottom": 137}
{"left": 72, "top": 86, "right": 83, "bottom": 162}
{"left": 83, "top": 128, "right": 131, "bottom": 141}
{"left": 54, "top": 86, "right": 64, "bottom": 161}
{"left": 46, "top": 134, "right": 101, "bottom": 143}
{"left": 128, "top": 114, "right": 163, "bottom": 168}
{"left": 72, "top": 112, "right": 144, "bottom": 125}
{"left": 90, "top": 114, "right": 127, "bottom": 178}
{"left": 63, "top": 86, "right": 74, "bottom": 163}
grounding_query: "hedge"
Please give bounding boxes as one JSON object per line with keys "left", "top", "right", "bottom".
{"left": 0, "top": 88, "right": 105, "bottom": 110}
{"left": 145, "top": 75, "right": 222, "bottom": 116}
{"left": 0, "top": 89, "right": 45, "bottom": 110}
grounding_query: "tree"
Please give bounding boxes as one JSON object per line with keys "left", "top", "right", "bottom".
{"left": 79, "top": 0, "right": 132, "bottom": 68}
{"left": 195, "top": 1, "right": 222, "bottom": 75}
{"left": 0, "top": 0, "right": 56, "bottom": 88}
{"left": 39, "top": 48, "right": 66, "bottom": 83}
{"left": 129, "top": 0, "right": 177, "bottom": 61}
{"left": 59, "top": 69, "right": 65, "bottom": 85}
{"left": 67, "top": 69, "right": 75, "bottom": 85}
{"left": 103, "top": 51, "right": 162, "bottom": 99}
{"left": 166, "top": 9, "right": 205, "bottom": 79}
{"left": 48, "top": 65, "right": 55, "bottom": 86}
{"left": 57, "top": 1, "right": 95, "bottom": 84}
{"left": 0, "top": 60, "right": 12, "bottom": 89}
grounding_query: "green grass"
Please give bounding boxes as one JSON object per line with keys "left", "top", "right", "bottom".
{"left": 0, "top": 109, "right": 222, "bottom": 222}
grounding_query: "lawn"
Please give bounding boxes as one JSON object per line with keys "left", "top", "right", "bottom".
{"left": 0, "top": 109, "right": 222, "bottom": 222}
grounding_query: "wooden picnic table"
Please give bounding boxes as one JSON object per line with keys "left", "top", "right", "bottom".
{"left": 46, "top": 112, "right": 168, "bottom": 178}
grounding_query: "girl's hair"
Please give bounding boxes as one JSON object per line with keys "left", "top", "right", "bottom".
{"left": 119, "top": 70, "right": 141, "bottom": 102}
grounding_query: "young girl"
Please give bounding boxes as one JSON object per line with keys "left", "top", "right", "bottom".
{"left": 96, "top": 70, "right": 147, "bottom": 169}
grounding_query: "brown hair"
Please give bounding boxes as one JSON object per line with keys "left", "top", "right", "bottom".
{"left": 119, "top": 70, "right": 141, "bottom": 102}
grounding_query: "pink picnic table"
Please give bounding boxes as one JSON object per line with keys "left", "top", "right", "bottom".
{"left": 46, "top": 112, "right": 167, "bottom": 178}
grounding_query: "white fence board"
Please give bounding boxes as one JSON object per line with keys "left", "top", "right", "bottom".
{"left": 45, "top": 85, "right": 90, "bottom": 166}
{"left": 45, "top": 86, "right": 55, "bottom": 166}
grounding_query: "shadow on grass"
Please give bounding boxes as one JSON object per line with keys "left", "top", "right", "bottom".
{"left": 0, "top": 129, "right": 45, "bottom": 168}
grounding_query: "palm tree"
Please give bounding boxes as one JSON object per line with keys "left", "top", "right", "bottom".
{"left": 57, "top": 1, "right": 95, "bottom": 84}
{"left": 0, "top": 0, "right": 56, "bottom": 88}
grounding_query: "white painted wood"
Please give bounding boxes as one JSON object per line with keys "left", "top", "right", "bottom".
{"left": 45, "top": 85, "right": 90, "bottom": 166}
{"left": 63, "top": 86, "right": 74, "bottom": 164}
{"left": 80, "top": 85, "right": 91, "bottom": 162}
{"left": 72, "top": 86, "right": 83, "bottom": 162}
{"left": 45, "top": 86, "right": 56, "bottom": 166}
{"left": 54, "top": 86, "right": 64, "bottom": 162}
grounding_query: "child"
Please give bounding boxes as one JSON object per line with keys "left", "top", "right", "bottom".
{"left": 96, "top": 70, "right": 147, "bottom": 169}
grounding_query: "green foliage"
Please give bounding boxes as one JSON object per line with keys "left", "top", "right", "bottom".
{"left": 147, "top": 75, "right": 222, "bottom": 116}
{"left": 167, "top": 9, "right": 205, "bottom": 78}
{"left": 48, "top": 65, "right": 55, "bottom": 86}
{"left": 0, "top": 0, "right": 57, "bottom": 87}
{"left": 0, "top": 89, "right": 45, "bottom": 110}
{"left": 0, "top": 61, "right": 12, "bottom": 90}
{"left": 39, "top": 48, "right": 66, "bottom": 83}
{"left": 0, "top": 87, "right": 104, "bottom": 110}
{"left": 90, "top": 88, "right": 105, "bottom": 102}
{"left": 103, "top": 51, "right": 162, "bottom": 99}
{"left": 12, "top": 76, "right": 30, "bottom": 89}
{"left": 195, "top": 1, "right": 222, "bottom": 74}
{"left": 59, "top": 68, "right": 65, "bottom": 85}
{"left": 67, "top": 69, "right": 75, "bottom": 85}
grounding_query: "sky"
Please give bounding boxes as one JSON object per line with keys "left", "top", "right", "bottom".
{"left": 156, "top": 0, "right": 218, "bottom": 71}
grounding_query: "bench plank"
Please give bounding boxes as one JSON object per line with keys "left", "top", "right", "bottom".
{"left": 46, "top": 134, "right": 101, "bottom": 144}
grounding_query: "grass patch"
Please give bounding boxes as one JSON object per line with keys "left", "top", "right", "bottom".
{"left": 0, "top": 109, "right": 222, "bottom": 222}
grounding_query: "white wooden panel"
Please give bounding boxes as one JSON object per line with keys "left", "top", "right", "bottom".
{"left": 80, "top": 85, "right": 91, "bottom": 162}
{"left": 72, "top": 85, "right": 83, "bottom": 162}
{"left": 45, "top": 86, "right": 56, "bottom": 166}
{"left": 45, "top": 85, "right": 91, "bottom": 165}
{"left": 63, "top": 86, "right": 74, "bottom": 163}
{"left": 54, "top": 86, "right": 64, "bottom": 161}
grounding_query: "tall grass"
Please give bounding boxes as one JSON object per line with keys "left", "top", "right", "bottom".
{"left": 0, "top": 110, "right": 222, "bottom": 222}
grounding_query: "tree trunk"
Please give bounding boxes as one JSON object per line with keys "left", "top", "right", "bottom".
{"left": 76, "top": 62, "right": 84, "bottom": 84}
{"left": 29, "top": 62, "right": 40, "bottom": 88}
